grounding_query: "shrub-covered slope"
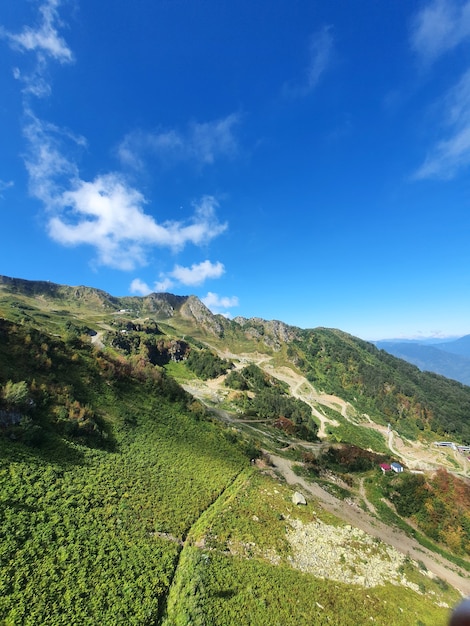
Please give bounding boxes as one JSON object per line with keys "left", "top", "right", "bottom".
{"left": 290, "top": 327, "right": 470, "bottom": 442}
{"left": 0, "top": 275, "right": 467, "bottom": 624}
{"left": 0, "top": 318, "right": 249, "bottom": 624}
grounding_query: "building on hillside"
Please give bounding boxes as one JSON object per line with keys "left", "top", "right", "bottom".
{"left": 391, "top": 462, "right": 403, "bottom": 473}
{"left": 380, "top": 463, "right": 391, "bottom": 474}
{"left": 434, "top": 441, "right": 457, "bottom": 450}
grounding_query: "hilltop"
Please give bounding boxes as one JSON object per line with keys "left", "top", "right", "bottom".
{"left": 0, "top": 274, "right": 469, "bottom": 625}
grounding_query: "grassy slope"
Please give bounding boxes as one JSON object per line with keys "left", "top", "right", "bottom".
{"left": 0, "top": 313, "right": 249, "bottom": 625}
{"left": 162, "top": 473, "right": 457, "bottom": 626}
{"left": 0, "top": 392, "right": 247, "bottom": 625}
{"left": 0, "top": 281, "right": 466, "bottom": 624}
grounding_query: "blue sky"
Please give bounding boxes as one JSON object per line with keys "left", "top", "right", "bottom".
{"left": 1, "top": 0, "right": 470, "bottom": 340}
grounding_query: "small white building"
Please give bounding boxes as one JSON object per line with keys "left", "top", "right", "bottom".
{"left": 391, "top": 462, "right": 403, "bottom": 473}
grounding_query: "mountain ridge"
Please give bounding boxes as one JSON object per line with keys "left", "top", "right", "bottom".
{"left": 2, "top": 273, "right": 470, "bottom": 446}
{"left": 1, "top": 273, "right": 470, "bottom": 622}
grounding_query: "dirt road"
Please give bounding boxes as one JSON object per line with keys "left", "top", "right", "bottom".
{"left": 268, "top": 453, "right": 470, "bottom": 596}
{"left": 181, "top": 354, "right": 470, "bottom": 594}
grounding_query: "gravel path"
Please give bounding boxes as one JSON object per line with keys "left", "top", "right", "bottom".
{"left": 268, "top": 453, "right": 470, "bottom": 596}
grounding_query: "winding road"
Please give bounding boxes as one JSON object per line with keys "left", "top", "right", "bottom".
{"left": 182, "top": 354, "right": 470, "bottom": 595}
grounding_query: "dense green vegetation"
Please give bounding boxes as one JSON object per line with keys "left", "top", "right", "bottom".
{"left": 0, "top": 420, "right": 246, "bottom": 624}
{"left": 185, "top": 349, "right": 232, "bottom": 380}
{"left": 225, "top": 363, "right": 287, "bottom": 393}
{"left": 0, "top": 276, "right": 468, "bottom": 624}
{"left": 292, "top": 328, "right": 470, "bottom": 443}
{"left": 0, "top": 319, "right": 249, "bottom": 624}
{"left": 381, "top": 468, "right": 470, "bottom": 555}
{"left": 225, "top": 365, "right": 318, "bottom": 440}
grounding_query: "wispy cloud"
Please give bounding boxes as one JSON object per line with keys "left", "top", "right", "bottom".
{"left": 1, "top": 0, "right": 73, "bottom": 97}
{"left": 0, "top": 179, "right": 14, "bottom": 199}
{"left": 410, "top": 0, "right": 470, "bottom": 65}
{"left": 6, "top": 0, "right": 73, "bottom": 61}
{"left": 23, "top": 111, "right": 83, "bottom": 204}
{"left": 131, "top": 260, "right": 225, "bottom": 295}
{"left": 118, "top": 114, "right": 241, "bottom": 170}
{"left": 283, "top": 26, "right": 333, "bottom": 98}
{"left": 413, "top": 69, "right": 470, "bottom": 179}
{"left": 3, "top": 2, "right": 228, "bottom": 271}
{"left": 202, "top": 292, "right": 239, "bottom": 317}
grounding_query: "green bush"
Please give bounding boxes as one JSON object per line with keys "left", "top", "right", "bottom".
{"left": 186, "top": 349, "right": 232, "bottom": 380}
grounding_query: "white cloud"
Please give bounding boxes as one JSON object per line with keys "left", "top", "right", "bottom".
{"left": 22, "top": 116, "right": 227, "bottom": 269}
{"left": 153, "top": 259, "right": 224, "bottom": 291}
{"left": 414, "top": 69, "right": 470, "bottom": 179}
{"left": 170, "top": 260, "right": 225, "bottom": 286}
{"left": 19, "top": 112, "right": 227, "bottom": 270}
{"left": 283, "top": 26, "right": 333, "bottom": 98}
{"left": 410, "top": 0, "right": 470, "bottom": 64}
{"left": 154, "top": 277, "right": 175, "bottom": 292}
{"left": 4, "top": 1, "right": 228, "bottom": 273}
{"left": 130, "top": 278, "right": 152, "bottom": 296}
{"left": 202, "top": 292, "right": 239, "bottom": 309}
{"left": 202, "top": 291, "right": 239, "bottom": 317}
{"left": 117, "top": 113, "right": 240, "bottom": 170}
{"left": 47, "top": 175, "right": 227, "bottom": 269}
{"left": 1, "top": 0, "right": 73, "bottom": 97}
{"left": 132, "top": 259, "right": 226, "bottom": 298}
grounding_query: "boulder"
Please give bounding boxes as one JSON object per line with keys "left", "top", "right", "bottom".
{"left": 292, "top": 491, "right": 307, "bottom": 505}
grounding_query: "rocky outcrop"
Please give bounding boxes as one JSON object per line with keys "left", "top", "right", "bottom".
{"left": 292, "top": 491, "right": 307, "bottom": 505}
{"left": 233, "top": 316, "right": 298, "bottom": 350}
{"left": 150, "top": 339, "right": 190, "bottom": 365}
{"left": 139, "top": 293, "right": 189, "bottom": 317}
{"left": 180, "top": 296, "right": 225, "bottom": 337}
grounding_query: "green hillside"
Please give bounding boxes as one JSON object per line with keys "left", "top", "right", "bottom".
{"left": 0, "top": 276, "right": 468, "bottom": 624}
{"left": 290, "top": 327, "right": 470, "bottom": 442}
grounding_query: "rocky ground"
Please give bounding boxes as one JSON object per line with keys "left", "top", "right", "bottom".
{"left": 269, "top": 453, "right": 470, "bottom": 597}
{"left": 286, "top": 517, "right": 421, "bottom": 590}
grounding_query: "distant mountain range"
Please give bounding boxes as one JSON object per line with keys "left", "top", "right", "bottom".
{"left": 375, "top": 336, "right": 470, "bottom": 386}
